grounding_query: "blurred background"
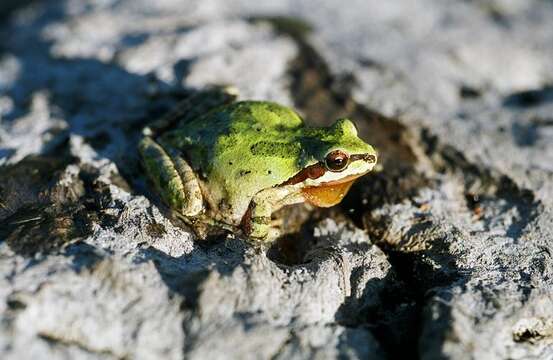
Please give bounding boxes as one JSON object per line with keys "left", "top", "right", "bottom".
{"left": 1, "top": 1, "right": 553, "bottom": 359}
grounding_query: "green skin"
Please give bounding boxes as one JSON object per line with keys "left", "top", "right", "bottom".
{"left": 139, "top": 90, "right": 377, "bottom": 242}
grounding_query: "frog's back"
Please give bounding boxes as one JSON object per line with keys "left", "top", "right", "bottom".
{"left": 205, "top": 100, "right": 305, "bottom": 168}
{"left": 162, "top": 101, "right": 305, "bottom": 168}
{"left": 182, "top": 100, "right": 303, "bottom": 137}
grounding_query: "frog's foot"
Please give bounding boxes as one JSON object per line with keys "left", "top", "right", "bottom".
{"left": 244, "top": 216, "right": 277, "bottom": 244}
{"left": 143, "top": 86, "right": 239, "bottom": 136}
{"left": 241, "top": 187, "right": 304, "bottom": 244}
{"left": 139, "top": 136, "right": 203, "bottom": 217}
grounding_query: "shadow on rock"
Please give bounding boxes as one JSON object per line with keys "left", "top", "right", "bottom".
{"left": 136, "top": 238, "right": 247, "bottom": 305}
{"left": 334, "top": 233, "right": 467, "bottom": 359}
{"left": 0, "top": 1, "right": 203, "bottom": 260}
{"left": 0, "top": 1, "right": 190, "bottom": 192}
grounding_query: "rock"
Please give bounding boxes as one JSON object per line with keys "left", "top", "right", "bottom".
{"left": 1, "top": 0, "right": 553, "bottom": 359}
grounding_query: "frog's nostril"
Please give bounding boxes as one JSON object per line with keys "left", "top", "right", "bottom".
{"left": 366, "top": 154, "right": 377, "bottom": 163}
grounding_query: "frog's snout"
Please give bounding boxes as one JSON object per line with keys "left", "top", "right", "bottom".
{"left": 365, "top": 154, "right": 377, "bottom": 164}
{"left": 351, "top": 153, "right": 377, "bottom": 164}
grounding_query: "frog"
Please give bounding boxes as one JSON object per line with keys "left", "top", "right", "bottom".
{"left": 139, "top": 87, "right": 378, "bottom": 243}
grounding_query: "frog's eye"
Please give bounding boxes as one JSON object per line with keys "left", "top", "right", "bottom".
{"left": 325, "top": 150, "right": 350, "bottom": 172}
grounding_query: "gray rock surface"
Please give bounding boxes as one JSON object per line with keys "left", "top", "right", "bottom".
{"left": 1, "top": 0, "right": 552, "bottom": 359}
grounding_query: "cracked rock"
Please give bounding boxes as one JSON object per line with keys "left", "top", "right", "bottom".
{"left": 1, "top": 1, "right": 553, "bottom": 359}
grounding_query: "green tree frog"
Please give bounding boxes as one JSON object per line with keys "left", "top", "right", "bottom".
{"left": 139, "top": 88, "right": 377, "bottom": 243}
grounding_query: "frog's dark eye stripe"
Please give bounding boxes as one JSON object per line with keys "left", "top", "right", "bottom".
{"left": 325, "top": 150, "right": 350, "bottom": 172}
{"left": 280, "top": 163, "right": 325, "bottom": 186}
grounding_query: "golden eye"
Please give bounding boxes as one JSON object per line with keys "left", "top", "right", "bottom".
{"left": 324, "top": 150, "right": 349, "bottom": 172}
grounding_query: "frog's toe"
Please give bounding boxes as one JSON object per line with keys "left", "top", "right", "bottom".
{"left": 246, "top": 221, "right": 269, "bottom": 240}
{"left": 243, "top": 216, "right": 276, "bottom": 243}
{"left": 266, "top": 227, "right": 281, "bottom": 242}
{"left": 249, "top": 228, "right": 280, "bottom": 245}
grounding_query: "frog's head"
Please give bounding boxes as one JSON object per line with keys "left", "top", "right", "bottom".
{"left": 282, "top": 118, "right": 378, "bottom": 207}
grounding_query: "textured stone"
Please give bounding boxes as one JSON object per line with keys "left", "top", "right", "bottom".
{"left": 1, "top": 1, "right": 553, "bottom": 359}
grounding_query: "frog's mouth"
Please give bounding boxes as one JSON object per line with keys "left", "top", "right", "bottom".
{"left": 301, "top": 173, "right": 365, "bottom": 207}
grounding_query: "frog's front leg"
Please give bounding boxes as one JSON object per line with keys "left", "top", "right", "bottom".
{"left": 242, "top": 186, "right": 304, "bottom": 243}
{"left": 139, "top": 136, "right": 203, "bottom": 217}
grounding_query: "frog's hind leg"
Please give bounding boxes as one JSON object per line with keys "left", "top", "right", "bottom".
{"left": 139, "top": 137, "right": 203, "bottom": 217}
{"left": 144, "top": 86, "right": 239, "bottom": 136}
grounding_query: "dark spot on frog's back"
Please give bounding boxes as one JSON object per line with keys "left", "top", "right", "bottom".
{"left": 250, "top": 141, "right": 301, "bottom": 158}
{"left": 237, "top": 170, "right": 252, "bottom": 178}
